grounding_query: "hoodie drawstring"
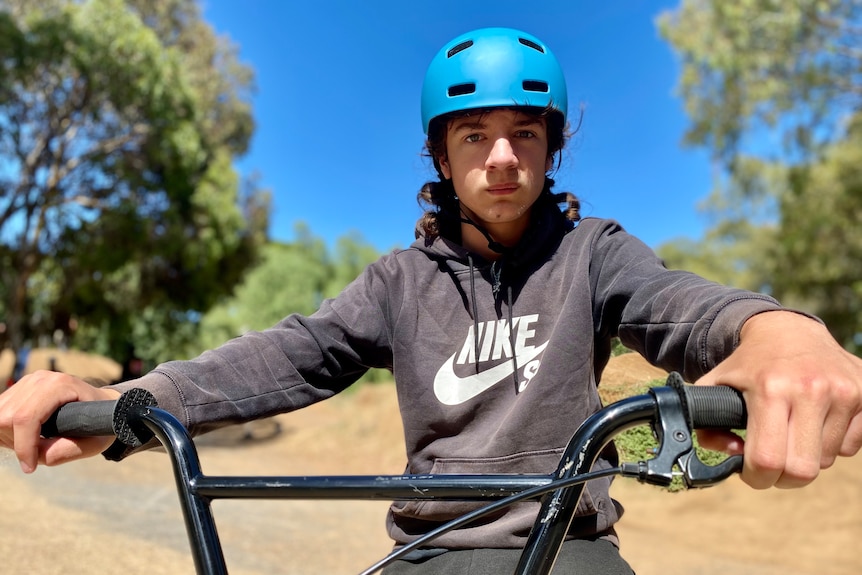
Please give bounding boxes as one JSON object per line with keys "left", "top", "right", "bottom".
{"left": 507, "top": 284, "right": 519, "bottom": 392}
{"left": 470, "top": 257, "right": 520, "bottom": 391}
{"left": 467, "top": 254, "right": 481, "bottom": 374}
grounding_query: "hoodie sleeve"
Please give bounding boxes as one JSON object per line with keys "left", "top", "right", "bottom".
{"left": 108, "top": 255, "right": 396, "bottom": 447}
{"left": 586, "top": 219, "right": 789, "bottom": 382}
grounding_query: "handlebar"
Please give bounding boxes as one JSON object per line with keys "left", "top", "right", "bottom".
{"left": 39, "top": 373, "right": 747, "bottom": 575}
{"left": 43, "top": 375, "right": 746, "bottom": 448}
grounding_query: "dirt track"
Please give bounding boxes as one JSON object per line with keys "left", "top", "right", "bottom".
{"left": 1, "top": 354, "right": 860, "bottom": 574}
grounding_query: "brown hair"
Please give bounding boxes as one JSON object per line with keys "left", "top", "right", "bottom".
{"left": 416, "top": 105, "right": 580, "bottom": 241}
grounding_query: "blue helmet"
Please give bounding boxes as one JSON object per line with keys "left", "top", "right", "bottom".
{"left": 421, "top": 27, "right": 568, "bottom": 134}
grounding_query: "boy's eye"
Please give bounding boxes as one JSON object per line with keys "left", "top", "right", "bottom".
{"left": 465, "top": 133, "right": 482, "bottom": 143}
{"left": 515, "top": 130, "right": 536, "bottom": 138}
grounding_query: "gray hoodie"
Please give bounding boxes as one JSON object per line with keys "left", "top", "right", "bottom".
{"left": 110, "top": 203, "right": 782, "bottom": 549}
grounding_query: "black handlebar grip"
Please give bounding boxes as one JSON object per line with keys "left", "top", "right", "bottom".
{"left": 41, "top": 388, "right": 157, "bottom": 448}
{"left": 42, "top": 400, "right": 115, "bottom": 437}
{"left": 683, "top": 385, "right": 747, "bottom": 430}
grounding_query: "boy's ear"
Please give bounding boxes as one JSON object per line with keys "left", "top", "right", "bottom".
{"left": 439, "top": 156, "right": 452, "bottom": 179}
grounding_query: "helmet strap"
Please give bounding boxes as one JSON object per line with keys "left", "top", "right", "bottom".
{"left": 458, "top": 207, "right": 510, "bottom": 255}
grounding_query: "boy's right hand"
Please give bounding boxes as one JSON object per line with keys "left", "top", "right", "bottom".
{"left": 0, "top": 370, "right": 121, "bottom": 473}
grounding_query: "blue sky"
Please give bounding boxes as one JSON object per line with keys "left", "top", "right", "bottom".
{"left": 201, "top": 1, "right": 715, "bottom": 253}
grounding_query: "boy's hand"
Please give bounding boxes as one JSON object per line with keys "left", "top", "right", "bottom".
{"left": 696, "top": 311, "right": 862, "bottom": 489}
{"left": 0, "top": 371, "right": 121, "bottom": 473}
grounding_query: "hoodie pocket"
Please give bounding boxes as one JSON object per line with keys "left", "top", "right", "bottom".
{"left": 389, "top": 448, "right": 600, "bottom": 525}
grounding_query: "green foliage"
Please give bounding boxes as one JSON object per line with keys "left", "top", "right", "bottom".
{"left": 769, "top": 114, "right": 862, "bottom": 349}
{"left": 657, "top": 218, "right": 775, "bottom": 292}
{"left": 188, "top": 226, "right": 390, "bottom": 383}
{"left": 658, "top": 0, "right": 862, "bottom": 352}
{"left": 324, "top": 231, "right": 384, "bottom": 300}
{"left": 610, "top": 337, "right": 632, "bottom": 357}
{"left": 0, "top": 0, "right": 266, "bottom": 366}
{"left": 658, "top": 0, "right": 861, "bottom": 163}
{"left": 193, "top": 234, "right": 329, "bottom": 353}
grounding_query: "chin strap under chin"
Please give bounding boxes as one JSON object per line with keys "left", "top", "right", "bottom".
{"left": 458, "top": 209, "right": 510, "bottom": 255}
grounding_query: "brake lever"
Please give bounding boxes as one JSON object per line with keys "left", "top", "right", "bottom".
{"left": 676, "top": 449, "right": 743, "bottom": 488}
{"left": 621, "top": 383, "right": 743, "bottom": 488}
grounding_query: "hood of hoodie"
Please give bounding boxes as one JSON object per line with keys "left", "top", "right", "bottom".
{"left": 412, "top": 197, "right": 574, "bottom": 295}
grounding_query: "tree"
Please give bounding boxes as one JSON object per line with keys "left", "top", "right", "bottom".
{"left": 656, "top": 218, "right": 774, "bottom": 292}
{"left": 770, "top": 114, "right": 862, "bottom": 348}
{"left": 193, "top": 227, "right": 329, "bottom": 354}
{"left": 659, "top": 0, "right": 862, "bottom": 164}
{"left": 324, "top": 231, "right": 385, "bottom": 300}
{"left": 192, "top": 225, "right": 388, "bottom": 382}
{"left": 658, "top": 0, "right": 862, "bottom": 351}
{"left": 0, "top": 0, "right": 266, "bottom": 365}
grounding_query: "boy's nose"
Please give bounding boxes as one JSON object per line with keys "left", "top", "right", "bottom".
{"left": 486, "top": 138, "right": 518, "bottom": 170}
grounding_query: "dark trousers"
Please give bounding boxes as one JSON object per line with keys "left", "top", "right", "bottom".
{"left": 381, "top": 539, "right": 635, "bottom": 575}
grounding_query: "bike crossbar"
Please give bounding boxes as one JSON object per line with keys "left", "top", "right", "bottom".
{"left": 191, "top": 474, "right": 555, "bottom": 500}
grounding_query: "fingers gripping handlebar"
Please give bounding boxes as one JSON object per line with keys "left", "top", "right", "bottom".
{"left": 41, "top": 388, "right": 158, "bottom": 448}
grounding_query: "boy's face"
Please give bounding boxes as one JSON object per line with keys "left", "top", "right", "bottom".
{"left": 439, "top": 109, "right": 551, "bottom": 243}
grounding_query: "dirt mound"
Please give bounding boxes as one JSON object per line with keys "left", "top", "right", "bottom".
{"left": 1, "top": 347, "right": 121, "bottom": 385}
{"left": 599, "top": 351, "right": 670, "bottom": 402}
{"left": 0, "top": 353, "right": 859, "bottom": 575}
{"left": 603, "top": 351, "right": 669, "bottom": 385}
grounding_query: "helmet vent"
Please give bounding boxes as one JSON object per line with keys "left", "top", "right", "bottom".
{"left": 518, "top": 38, "right": 545, "bottom": 53}
{"left": 522, "top": 80, "right": 549, "bottom": 93}
{"left": 447, "top": 40, "right": 474, "bottom": 58}
{"left": 448, "top": 83, "right": 476, "bottom": 97}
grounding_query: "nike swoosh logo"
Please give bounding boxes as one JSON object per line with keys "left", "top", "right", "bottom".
{"left": 433, "top": 342, "right": 549, "bottom": 406}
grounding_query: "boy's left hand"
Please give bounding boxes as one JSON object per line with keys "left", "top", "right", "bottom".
{"left": 695, "top": 310, "right": 862, "bottom": 489}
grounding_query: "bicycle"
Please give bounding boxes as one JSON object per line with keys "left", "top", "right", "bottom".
{"left": 42, "top": 372, "right": 746, "bottom": 575}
